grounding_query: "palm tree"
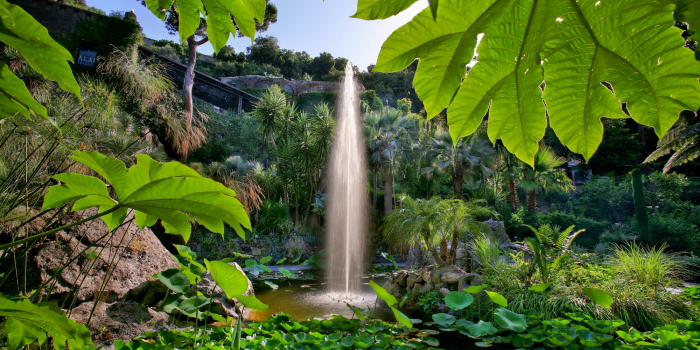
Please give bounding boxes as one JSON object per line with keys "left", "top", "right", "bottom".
{"left": 519, "top": 146, "right": 574, "bottom": 211}
{"left": 365, "top": 108, "right": 418, "bottom": 215}
{"left": 496, "top": 143, "right": 522, "bottom": 211}
{"left": 423, "top": 131, "right": 495, "bottom": 199}
{"left": 383, "top": 195, "right": 493, "bottom": 267}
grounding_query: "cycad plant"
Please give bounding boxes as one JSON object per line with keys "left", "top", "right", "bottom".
{"left": 519, "top": 146, "right": 574, "bottom": 211}
{"left": 365, "top": 108, "right": 418, "bottom": 215}
{"left": 523, "top": 224, "right": 584, "bottom": 285}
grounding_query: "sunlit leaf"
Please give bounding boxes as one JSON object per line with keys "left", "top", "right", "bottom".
{"left": 485, "top": 291, "right": 507, "bottom": 307}
{"left": 351, "top": 0, "right": 420, "bottom": 20}
{"left": 372, "top": 0, "right": 700, "bottom": 165}
{"left": 444, "top": 292, "right": 474, "bottom": 311}
{"left": 493, "top": 307, "right": 528, "bottom": 332}
{"left": 368, "top": 280, "right": 398, "bottom": 306}
{"left": 583, "top": 288, "right": 614, "bottom": 308}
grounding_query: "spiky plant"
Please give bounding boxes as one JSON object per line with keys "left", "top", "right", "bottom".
{"left": 645, "top": 111, "right": 699, "bottom": 173}
{"left": 519, "top": 145, "right": 574, "bottom": 211}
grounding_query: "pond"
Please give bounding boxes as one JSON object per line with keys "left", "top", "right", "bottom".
{"left": 247, "top": 276, "right": 395, "bottom": 322}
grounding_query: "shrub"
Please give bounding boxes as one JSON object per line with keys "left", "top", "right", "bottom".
{"left": 647, "top": 213, "right": 699, "bottom": 253}
{"left": 254, "top": 200, "right": 293, "bottom": 235}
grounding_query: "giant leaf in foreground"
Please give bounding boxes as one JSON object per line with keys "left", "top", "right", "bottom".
{"left": 143, "top": 0, "right": 266, "bottom": 51}
{"left": 370, "top": 0, "right": 700, "bottom": 165}
{"left": 42, "top": 151, "right": 250, "bottom": 242}
{"left": 0, "top": 296, "right": 92, "bottom": 350}
{"left": 204, "top": 260, "right": 268, "bottom": 311}
{"left": 0, "top": 0, "right": 80, "bottom": 120}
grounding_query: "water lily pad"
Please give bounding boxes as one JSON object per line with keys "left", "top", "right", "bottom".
{"left": 444, "top": 291, "right": 474, "bottom": 310}
{"left": 494, "top": 307, "right": 528, "bottom": 332}
{"left": 432, "top": 313, "right": 456, "bottom": 327}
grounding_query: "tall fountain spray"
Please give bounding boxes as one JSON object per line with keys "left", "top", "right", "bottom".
{"left": 325, "top": 62, "right": 368, "bottom": 293}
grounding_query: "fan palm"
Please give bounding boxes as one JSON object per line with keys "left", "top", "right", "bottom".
{"left": 365, "top": 108, "right": 418, "bottom": 215}
{"left": 519, "top": 146, "right": 574, "bottom": 211}
{"left": 423, "top": 131, "right": 495, "bottom": 199}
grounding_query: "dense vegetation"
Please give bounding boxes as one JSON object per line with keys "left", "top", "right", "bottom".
{"left": 0, "top": 0, "right": 699, "bottom": 349}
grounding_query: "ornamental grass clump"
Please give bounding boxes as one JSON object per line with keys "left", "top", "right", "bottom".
{"left": 609, "top": 243, "right": 688, "bottom": 288}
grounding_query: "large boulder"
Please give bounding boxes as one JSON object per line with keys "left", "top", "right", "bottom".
{"left": 69, "top": 300, "right": 175, "bottom": 349}
{"left": 22, "top": 209, "right": 180, "bottom": 305}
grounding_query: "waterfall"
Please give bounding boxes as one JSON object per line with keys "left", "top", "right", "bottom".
{"left": 325, "top": 62, "right": 368, "bottom": 293}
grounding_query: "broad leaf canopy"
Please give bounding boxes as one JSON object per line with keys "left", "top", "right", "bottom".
{"left": 143, "top": 0, "right": 266, "bottom": 51}
{"left": 42, "top": 151, "right": 251, "bottom": 242}
{"left": 0, "top": 0, "right": 81, "bottom": 120}
{"left": 358, "top": 0, "right": 700, "bottom": 165}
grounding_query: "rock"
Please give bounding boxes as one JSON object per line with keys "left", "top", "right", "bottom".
{"left": 196, "top": 262, "right": 254, "bottom": 318}
{"left": 384, "top": 280, "right": 401, "bottom": 297}
{"left": 406, "top": 273, "right": 417, "bottom": 288}
{"left": 500, "top": 242, "right": 530, "bottom": 254}
{"left": 458, "top": 273, "right": 484, "bottom": 291}
{"left": 70, "top": 300, "right": 174, "bottom": 349}
{"left": 419, "top": 283, "right": 434, "bottom": 294}
{"left": 442, "top": 271, "right": 466, "bottom": 284}
{"left": 421, "top": 269, "right": 432, "bottom": 284}
{"left": 250, "top": 247, "right": 262, "bottom": 256}
{"left": 483, "top": 219, "right": 508, "bottom": 241}
{"left": 440, "top": 288, "right": 450, "bottom": 297}
{"left": 430, "top": 271, "right": 441, "bottom": 284}
{"left": 413, "top": 283, "right": 423, "bottom": 293}
{"left": 16, "top": 209, "right": 180, "bottom": 305}
{"left": 395, "top": 270, "right": 408, "bottom": 287}
{"left": 406, "top": 246, "right": 425, "bottom": 270}
{"left": 438, "top": 282, "right": 450, "bottom": 291}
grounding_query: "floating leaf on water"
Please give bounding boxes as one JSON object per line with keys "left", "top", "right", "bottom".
{"left": 264, "top": 280, "right": 278, "bottom": 290}
{"left": 475, "top": 342, "right": 492, "bottom": 347}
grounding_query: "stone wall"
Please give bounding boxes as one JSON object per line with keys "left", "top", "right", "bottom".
{"left": 221, "top": 75, "right": 365, "bottom": 97}
{"left": 9, "top": 0, "right": 102, "bottom": 37}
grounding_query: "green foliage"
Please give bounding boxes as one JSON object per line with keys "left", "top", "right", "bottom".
{"left": 416, "top": 292, "right": 442, "bottom": 312}
{"left": 632, "top": 169, "right": 651, "bottom": 242}
{"left": 533, "top": 212, "right": 610, "bottom": 249}
{"left": 39, "top": 151, "right": 250, "bottom": 243}
{"left": 610, "top": 243, "right": 688, "bottom": 287}
{"left": 155, "top": 268, "right": 191, "bottom": 293}
{"left": 0, "top": 295, "right": 93, "bottom": 350}
{"left": 144, "top": 0, "right": 266, "bottom": 51}
{"left": 118, "top": 313, "right": 436, "bottom": 350}
{"left": 188, "top": 107, "right": 267, "bottom": 163}
{"left": 444, "top": 291, "right": 474, "bottom": 310}
{"left": 0, "top": 0, "right": 81, "bottom": 120}
{"left": 368, "top": 280, "right": 412, "bottom": 329}
{"left": 523, "top": 224, "right": 584, "bottom": 284}
{"left": 648, "top": 212, "right": 700, "bottom": 253}
{"left": 363, "top": 0, "right": 700, "bottom": 166}
{"left": 583, "top": 288, "right": 614, "bottom": 309}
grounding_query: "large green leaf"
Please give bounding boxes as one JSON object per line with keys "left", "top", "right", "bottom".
{"left": 485, "top": 290, "right": 508, "bottom": 307}
{"left": 0, "top": 296, "right": 93, "bottom": 350}
{"left": 443, "top": 291, "right": 474, "bottom": 311}
{"left": 42, "top": 151, "right": 250, "bottom": 241}
{"left": 351, "top": 0, "right": 420, "bottom": 20}
{"left": 144, "top": 0, "right": 266, "bottom": 52}
{"left": 371, "top": 0, "right": 700, "bottom": 165}
{"left": 583, "top": 288, "right": 614, "bottom": 308}
{"left": 466, "top": 320, "right": 499, "bottom": 337}
{"left": 155, "top": 268, "right": 191, "bottom": 293}
{"left": 368, "top": 280, "right": 398, "bottom": 306}
{"left": 0, "top": 0, "right": 80, "bottom": 120}
{"left": 389, "top": 306, "right": 413, "bottom": 329}
{"left": 204, "top": 259, "right": 269, "bottom": 311}
{"left": 493, "top": 307, "right": 528, "bottom": 332}
{"left": 204, "top": 260, "right": 250, "bottom": 298}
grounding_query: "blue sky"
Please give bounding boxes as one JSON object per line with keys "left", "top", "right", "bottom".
{"left": 86, "top": 0, "right": 427, "bottom": 71}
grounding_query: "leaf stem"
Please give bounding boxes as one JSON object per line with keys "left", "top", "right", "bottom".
{"left": 0, "top": 206, "right": 121, "bottom": 251}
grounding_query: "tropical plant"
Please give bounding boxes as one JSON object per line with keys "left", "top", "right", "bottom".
{"left": 252, "top": 85, "right": 287, "bottom": 151}
{"left": 610, "top": 243, "right": 687, "bottom": 288}
{"left": 1, "top": 151, "right": 251, "bottom": 253}
{"left": 519, "top": 146, "right": 573, "bottom": 211}
{"left": 383, "top": 195, "right": 493, "bottom": 267}
{"left": 645, "top": 111, "right": 700, "bottom": 172}
{"left": 422, "top": 130, "right": 495, "bottom": 199}
{"left": 355, "top": 0, "right": 700, "bottom": 167}
{"left": 0, "top": 0, "right": 80, "bottom": 120}
{"left": 365, "top": 107, "right": 418, "bottom": 214}
{"left": 523, "top": 224, "right": 585, "bottom": 285}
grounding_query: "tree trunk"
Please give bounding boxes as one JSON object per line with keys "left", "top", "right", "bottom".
{"left": 184, "top": 36, "right": 198, "bottom": 125}
{"left": 423, "top": 230, "right": 443, "bottom": 267}
{"left": 526, "top": 190, "right": 539, "bottom": 212}
{"left": 446, "top": 229, "right": 460, "bottom": 265}
{"left": 453, "top": 161, "right": 464, "bottom": 199}
{"left": 383, "top": 164, "right": 393, "bottom": 215}
{"left": 439, "top": 238, "right": 449, "bottom": 263}
{"left": 507, "top": 178, "right": 518, "bottom": 211}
